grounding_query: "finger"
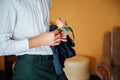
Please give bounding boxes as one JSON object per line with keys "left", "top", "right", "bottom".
{"left": 55, "top": 33, "right": 61, "bottom": 39}
{"left": 61, "top": 35, "right": 67, "bottom": 39}
{"left": 61, "top": 38, "right": 67, "bottom": 42}
{"left": 52, "top": 43, "right": 60, "bottom": 46}
{"left": 53, "top": 30, "right": 60, "bottom": 35}
{"left": 60, "top": 32, "right": 67, "bottom": 38}
{"left": 52, "top": 39, "right": 61, "bottom": 46}
{"left": 54, "top": 38, "right": 61, "bottom": 43}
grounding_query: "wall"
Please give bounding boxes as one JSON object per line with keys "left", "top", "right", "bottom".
{"left": 0, "top": 56, "right": 5, "bottom": 70}
{"left": 50, "top": 0, "right": 120, "bottom": 74}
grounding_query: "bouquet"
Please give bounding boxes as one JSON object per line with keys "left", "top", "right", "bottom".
{"left": 56, "top": 18, "right": 75, "bottom": 39}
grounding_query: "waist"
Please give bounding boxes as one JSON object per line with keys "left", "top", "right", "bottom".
{"left": 16, "top": 51, "right": 53, "bottom": 56}
{"left": 17, "top": 54, "right": 53, "bottom": 62}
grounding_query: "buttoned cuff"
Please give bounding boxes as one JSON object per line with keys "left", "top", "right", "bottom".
{"left": 15, "top": 39, "right": 29, "bottom": 52}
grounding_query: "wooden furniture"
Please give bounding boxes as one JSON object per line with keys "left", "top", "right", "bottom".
{"left": 5, "top": 55, "right": 16, "bottom": 80}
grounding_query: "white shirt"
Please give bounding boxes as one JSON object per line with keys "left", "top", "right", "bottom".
{"left": 0, "top": 0, "right": 53, "bottom": 56}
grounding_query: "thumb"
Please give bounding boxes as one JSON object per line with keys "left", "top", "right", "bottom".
{"left": 53, "top": 30, "right": 60, "bottom": 35}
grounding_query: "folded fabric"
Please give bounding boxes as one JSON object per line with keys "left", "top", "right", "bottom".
{"left": 50, "top": 25, "right": 76, "bottom": 75}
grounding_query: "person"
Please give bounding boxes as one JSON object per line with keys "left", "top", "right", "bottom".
{"left": 0, "top": 0, "right": 68, "bottom": 80}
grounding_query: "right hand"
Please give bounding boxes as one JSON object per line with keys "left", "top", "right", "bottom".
{"left": 29, "top": 30, "right": 61, "bottom": 48}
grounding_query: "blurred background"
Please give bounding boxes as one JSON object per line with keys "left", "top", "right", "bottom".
{"left": 50, "top": 0, "right": 120, "bottom": 75}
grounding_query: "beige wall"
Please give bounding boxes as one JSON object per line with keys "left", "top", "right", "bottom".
{"left": 50, "top": 0, "right": 120, "bottom": 74}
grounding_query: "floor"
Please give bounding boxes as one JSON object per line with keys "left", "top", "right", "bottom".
{"left": 0, "top": 71, "right": 101, "bottom": 80}
{"left": 0, "top": 71, "right": 7, "bottom": 80}
{"left": 90, "top": 75, "right": 101, "bottom": 80}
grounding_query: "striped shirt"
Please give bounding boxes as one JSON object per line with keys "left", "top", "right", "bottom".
{"left": 0, "top": 0, "right": 53, "bottom": 56}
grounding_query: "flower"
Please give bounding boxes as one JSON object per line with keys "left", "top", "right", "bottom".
{"left": 56, "top": 18, "right": 75, "bottom": 39}
{"left": 56, "top": 18, "right": 65, "bottom": 28}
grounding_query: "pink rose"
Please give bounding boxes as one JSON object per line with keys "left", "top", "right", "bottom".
{"left": 56, "top": 18, "right": 66, "bottom": 28}
{"left": 55, "top": 18, "right": 74, "bottom": 39}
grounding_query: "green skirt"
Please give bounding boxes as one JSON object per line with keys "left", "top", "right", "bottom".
{"left": 13, "top": 55, "right": 68, "bottom": 80}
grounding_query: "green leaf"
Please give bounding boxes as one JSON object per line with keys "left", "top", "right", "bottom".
{"left": 57, "top": 26, "right": 75, "bottom": 40}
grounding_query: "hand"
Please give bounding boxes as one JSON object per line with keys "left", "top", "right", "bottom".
{"left": 38, "top": 30, "right": 61, "bottom": 46}
{"left": 29, "top": 30, "right": 61, "bottom": 48}
{"left": 60, "top": 31, "right": 67, "bottom": 42}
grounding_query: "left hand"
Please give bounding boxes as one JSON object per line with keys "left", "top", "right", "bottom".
{"left": 60, "top": 31, "right": 67, "bottom": 42}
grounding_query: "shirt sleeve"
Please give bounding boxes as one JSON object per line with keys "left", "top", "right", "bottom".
{"left": 0, "top": 0, "right": 29, "bottom": 56}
